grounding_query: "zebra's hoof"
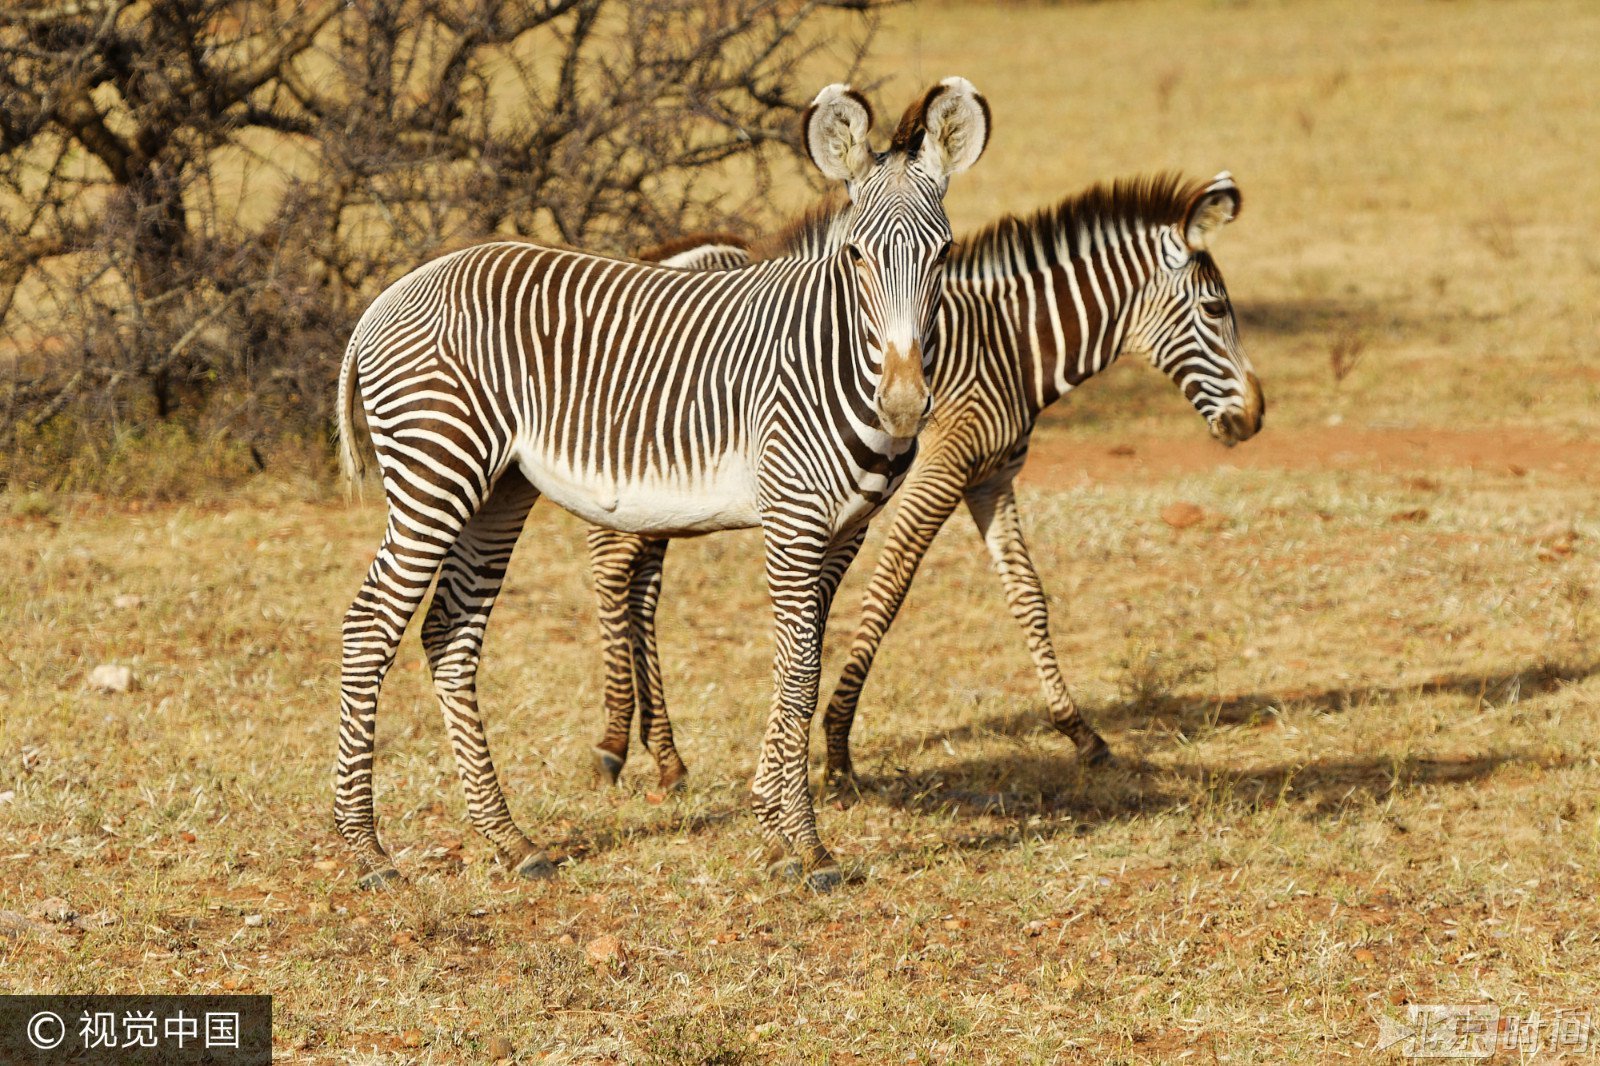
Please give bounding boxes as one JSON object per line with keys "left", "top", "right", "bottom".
{"left": 804, "top": 864, "right": 844, "bottom": 893}
{"left": 514, "top": 852, "right": 559, "bottom": 880}
{"left": 766, "top": 857, "right": 805, "bottom": 883}
{"left": 823, "top": 768, "right": 862, "bottom": 800}
{"left": 658, "top": 765, "right": 689, "bottom": 793}
{"left": 1078, "top": 738, "right": 1113, "bottom": 768}
{"left": 593, "top": 748, "right": 624, "bottom": 786}
{"left": 357, "top": 865, "right": 403, "bottom": 891}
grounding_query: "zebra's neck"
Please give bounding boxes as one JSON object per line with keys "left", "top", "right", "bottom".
{"left": 947, "top": 219, "right": 1159, "bottom": 415}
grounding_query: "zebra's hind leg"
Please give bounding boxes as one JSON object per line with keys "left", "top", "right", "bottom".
{"left": 965, "top": 477, "right": 1110, "bottom": 766}
{"left": 421, "top": 467, "right": 554, "bottom": 878}
{"left": 337, "top": 500, "right": 485, "bottom": 888}
{"left": 821, "top": 463, "right": 968, "bottom": 788}
{"left": 752, "top": 521, "right": 867, "bottom": 891}
{"left": 587, "top": 528, "right": 650, "bottom": 786}
{"left": 625, "top": 537, "right": 688, "bottom": 792}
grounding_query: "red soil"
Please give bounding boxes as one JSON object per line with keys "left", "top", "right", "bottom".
{"left": 1021, "top": 425, "right": 1598, "bottom": 486}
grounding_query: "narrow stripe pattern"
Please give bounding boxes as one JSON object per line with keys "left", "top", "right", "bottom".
{"left": 587, "top": 172, "right": 1265, "bottom": 788}
{"left": 333, "top": 138, "right": 968, "bottom": 887}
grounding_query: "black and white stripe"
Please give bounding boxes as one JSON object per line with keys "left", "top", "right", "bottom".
{"left": 587, "top": 172, "right": 1264, "bottom": 789}
{"left": 333, "top": 80, "right": 990, "bottom": 889}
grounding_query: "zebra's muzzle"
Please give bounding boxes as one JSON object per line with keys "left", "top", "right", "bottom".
{"left": 1209, "top": 370, "right": 1265, "bottom": 446}
{"left": 876, "top": 341, "right": 931, "bottom": 438}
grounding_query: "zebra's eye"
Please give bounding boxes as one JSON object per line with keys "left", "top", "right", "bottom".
{"left": 1200, "top": 299, "right": 1228, "bottom": 319}
{"left": 935, "top": 240, "right": 953, "bottom": 264}
{"left": 845, "top": 244, "right": 865, "bottom": 264}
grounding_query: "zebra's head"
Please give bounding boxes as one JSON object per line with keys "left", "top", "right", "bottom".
{"left": 1128, "top": 172, "right": 1264, "bottom": 446}
{"left": 804, "top": 78, "right": 990, "bottom": 439}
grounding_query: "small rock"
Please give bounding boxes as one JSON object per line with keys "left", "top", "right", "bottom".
{"left": 485, "top": 1035, "right": 514, "bottom": 1061}
{"left": 243, "top": 913, "right": 264, "bottom": 928}
{"left": 585, "top": 934, "right": 627, "bottom": 969}
{"left": 87, "top": 664, "right": 134, "bottom": 693}
{"left": 1354, "top": 947, "right": 1376, "bottom": 964}
{"left": 0, "top": 790, "right": 14, "bottom": 805}
{"left": 77, "top": 909, "right": 118, "bottom": 929}
{"left": 113, "top": 594, "right": 143, "bottom": 610}
{"left": 1160, "top": 501, "right": 1205, "bottom": 529}
{"left": 30, "top": 897, "right": 76, "bottom": 923}
{"left": 0, "top": 910, "right": 66, "bottom": 943}
{"left": 312, "top": 859, "right": 337, "bottom": 873}
{"left": 399, "top": 1029, "right": 424, "bottom": 1048}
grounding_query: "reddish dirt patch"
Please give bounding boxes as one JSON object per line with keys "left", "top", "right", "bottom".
{"left": 1022, "top": 425, "right": 1600, "bottom": 486}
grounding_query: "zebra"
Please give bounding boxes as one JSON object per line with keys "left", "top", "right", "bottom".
{"left": 585, "top": 171, "right": 1264, "bottom": 791}
{"left": 332, "top": 79, "right": 991, "bottom": 891}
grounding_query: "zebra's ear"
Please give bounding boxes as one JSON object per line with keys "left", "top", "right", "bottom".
{"left": 896, "top": 76, "right": 990, "bottom": 179}
{"left": 1183, "top": 172, "right": 1241, "bottom": 251}
{"left": 804, "top": 84, "right": 876, "bottom": 185}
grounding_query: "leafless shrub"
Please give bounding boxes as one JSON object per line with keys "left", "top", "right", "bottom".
{"left": 1329, "top": 327, "right": 1368, "bottom": 384}
{"left": 1154, "top": 66, "right": 1182, "bottom": 114}
{"left": 0, "top": 0, "right": 884, "bottom": 490}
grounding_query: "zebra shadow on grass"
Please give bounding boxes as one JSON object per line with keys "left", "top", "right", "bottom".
{"left": 835, "top": 654, "right": 1600, "bottom": 853}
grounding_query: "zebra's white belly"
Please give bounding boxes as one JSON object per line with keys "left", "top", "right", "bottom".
{"left": 515, "top": 447, "right": 761, "bottom": 536}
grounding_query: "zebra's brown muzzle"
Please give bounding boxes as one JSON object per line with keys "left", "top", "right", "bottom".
{"left": 876, "top": 341, "right": 931, "bottom": 439}
{"left": 1210, "top": 370, "right": 1265, "bottom": 446}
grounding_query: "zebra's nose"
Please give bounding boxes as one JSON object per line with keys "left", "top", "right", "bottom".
{"left": 876, "top": 341, "right": 930, "bottom": 438}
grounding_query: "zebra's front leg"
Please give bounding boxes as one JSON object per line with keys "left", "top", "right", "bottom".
{"left": 821, "top": 464, "right": 968, "bottom": 786}
{"left": 587, "top": 528, "right": 650, "bottom": 786}
{"left": 422, "top": 467, "right": 555, "bottom": 878}
{"left": 753, "top": 521, "right": 866, "bottom": 890}
{"left": 965, "top": 477, "right": 1110, "bottom": 764}
{"left": 624, "top": 537, "right": 687, "bottom": 791}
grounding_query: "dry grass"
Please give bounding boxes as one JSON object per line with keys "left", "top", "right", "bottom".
{"left": 5, "top": 0, "right": 1600, "bottom": 1062}
{"left": 3, "top": 462, "right": 1598, "bottom": 1063}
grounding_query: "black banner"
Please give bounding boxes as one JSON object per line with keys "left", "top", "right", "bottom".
{"left": 0, "top": 997, "right": 270, "bottom": 1065}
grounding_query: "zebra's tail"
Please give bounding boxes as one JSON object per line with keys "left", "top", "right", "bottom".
{"left": 335, "top": 333, "right": 368, "bottom": 499}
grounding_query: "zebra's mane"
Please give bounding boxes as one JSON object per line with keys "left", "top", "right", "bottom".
{"left": 949, "top": 172, "right": 1211, "bottom": 279}
{"left": 636, "top": 231, "right": 749, "bottom": 264}
{"left": 638, "top": 173, "right": 1211, "bottom": 278}
{"left": 747, "top": 191, "right": 851, "bottom": 261}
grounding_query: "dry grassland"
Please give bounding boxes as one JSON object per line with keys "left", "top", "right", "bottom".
{"left": 4, "top": 1, "right": 1600, "bottom": 1063}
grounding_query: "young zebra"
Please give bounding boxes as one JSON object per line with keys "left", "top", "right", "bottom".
{"left": 587, "top": 172, "right": 1264, "bottom": 790}
{"left": 333, "top": 80, "right": 991, "bottom": 890}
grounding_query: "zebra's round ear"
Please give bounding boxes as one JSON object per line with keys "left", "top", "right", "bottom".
{"left": 897, "top": 76, "right": 990, "bottom": 179}
{"left": 1183, "top": 172, "right": 1242, "bottom": 251}
{"left": 804, "top": 84, "right": 876, "bottom": 185}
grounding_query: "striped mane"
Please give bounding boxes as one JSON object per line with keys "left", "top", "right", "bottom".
{"left": 747, "top": 191, "right": 850, "bottom": 261}
{"left": 949, "top": 172, "right": 1215, "bottom": 279}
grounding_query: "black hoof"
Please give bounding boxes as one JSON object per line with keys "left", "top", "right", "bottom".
{"left": 766, "top": 857, "right": 805, "bottom": 883}
{"left": 514, "top": 851, "right": 558, "bottom": 880}
{"left": 357, "top": 865, "right": 403, "bottom": 891}
{"left": 804, "top": 865, "right": 843, "bottom": 892}
{"left": 1078, "top": 738, "right": 1113, "bottom": 768}
{"left": 593, "top": 748, "right": 624, "bottom": 786}
{"left": 823, "top": 767, "right": 861, "bottom": 796}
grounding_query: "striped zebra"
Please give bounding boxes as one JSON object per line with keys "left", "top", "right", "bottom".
{"left": 587, "top": 172, "right": 1264, "bottom": 790}
{"left": 333, "top": 79, "right": 991, "bottom": 890}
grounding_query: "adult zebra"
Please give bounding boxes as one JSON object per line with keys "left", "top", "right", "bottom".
{"left": 587, "top": 172, "right": 1264, "bottom": 791}
{"left": 333, "top": 79, "right": 991, "bottom": 890}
